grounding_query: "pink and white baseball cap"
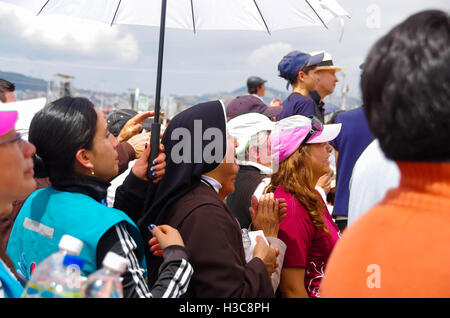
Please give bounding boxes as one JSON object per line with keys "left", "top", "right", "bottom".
{"left": 270, "top": 115, "right": 341, "bottom": 163}
{"left": 0, "top": 111, "right": 18, "bottom": 136}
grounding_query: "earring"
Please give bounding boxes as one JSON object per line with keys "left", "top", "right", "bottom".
{"left": 90, "top": 169, "right": 95, "bottom": 176}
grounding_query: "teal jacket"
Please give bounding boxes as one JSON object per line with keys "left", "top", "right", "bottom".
{"left": 7, "top": 187, "right": 147, "bottom": 280}
{"left": 0, "top": 260, "right": 23, "bottom": 298}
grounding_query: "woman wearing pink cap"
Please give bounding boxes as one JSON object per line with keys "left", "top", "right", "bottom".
{"left": 266, "top": 115, "right": 342, "bottom": 298}
{"left": 0, "top": 111, "right": 36, "bottom": 298}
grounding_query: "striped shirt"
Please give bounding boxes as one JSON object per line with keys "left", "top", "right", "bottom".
{"left": 98, "top": 222, "right": 193, "bottom": 298}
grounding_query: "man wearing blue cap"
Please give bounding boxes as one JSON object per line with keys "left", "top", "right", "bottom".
{"left": 276, "top": 51, "right": 324, "bottom": 121}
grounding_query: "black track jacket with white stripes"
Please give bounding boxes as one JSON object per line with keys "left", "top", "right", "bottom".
{"left": 52, "top": 173, "right": 193, "bottom": 298}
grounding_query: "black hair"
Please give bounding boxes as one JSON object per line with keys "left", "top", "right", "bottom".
{"left": 248, "top": 85, "right": 260, "bottom": 95}
{"left": 0, "top": 78, "right": 15, "bottom": 102}
{"left": 29, "top": 97, "right": 98, "bottom": 182}
{"left": 361, "top": 10, "right": 450, "bottom": 161}
{"left": 288, "top": 65, "right": 317, "bottom": 88}
{"left": 247, "top": 76, "right": 266, "bottom": 94}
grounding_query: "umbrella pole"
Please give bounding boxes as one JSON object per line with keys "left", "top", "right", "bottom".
{"left": 147, "top": 0, "right": 167, "bottom": 180}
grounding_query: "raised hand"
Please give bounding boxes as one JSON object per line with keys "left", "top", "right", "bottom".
{"left": 117, "top": 111, "right": 155, "bottom": 143}
{"left": 249, "top": 193, "right": 287, "bottom": 237}
{"left": 132, "top": 142, "right": 166, "bottom": 183}
{"left": 148, "top": 224, "right": 185, "bottom": 257}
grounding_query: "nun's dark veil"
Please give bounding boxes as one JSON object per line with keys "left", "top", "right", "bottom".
{"left": 138, "top": 100, "right": 227, "bottom": 232}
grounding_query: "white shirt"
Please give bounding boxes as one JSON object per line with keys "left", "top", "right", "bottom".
{"left": 237, "top": 160, "right": 272, "bottom": 175}
{"left": 250, "top": 94, "right": 265, "bottom": 103}
{"left": 237, "top": 160, "right": 272, "bottom": 199}
{"left": 201, "top": 175, "right": 222, "bottom": 193}
{"left": 253, "top": 177, "right": 271, "bottom": 199}
{"left": 107, "top": 159, "right": 137, "bottom": 207}
{"left": 348, "top": 139, "right": 400, "bottom": 226}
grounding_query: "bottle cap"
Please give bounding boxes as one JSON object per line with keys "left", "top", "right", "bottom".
{"left": 58, "top": 235, "right": 83, "bottom": 255}
{"left": 102, "top": 252, "right": 128, "bottom": 274}
{"left": 63, "top": 254, "right": 85, "bottom": 269}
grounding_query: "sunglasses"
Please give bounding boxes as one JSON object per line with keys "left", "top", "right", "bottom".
{"left": 0, "top": 132, "right": 24, "bottom": 147}
{"left": 303, "top": 116, "right": 323, "bottom": 144}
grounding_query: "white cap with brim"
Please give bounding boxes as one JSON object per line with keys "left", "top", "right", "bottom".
{"left": 227, "top": 112, "right": 275, "bottom": 155}
{"left": 307, "top": 123, "right": 342, "bottom": 144}
{"left": 310, "top": 50, "right": 342, "bottom": 72}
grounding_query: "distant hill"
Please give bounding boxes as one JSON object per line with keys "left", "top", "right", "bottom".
{"left": 230, "top": 86, "right": 290, "bottom": 105}
{"left": 1, "top": 70, "right": 361, "bottom": 112}
{"left": 0, "top": 70, "right": 47, "bottom": 92}
{"left": 174, "top": 86, "right": 291, "bottom": 108}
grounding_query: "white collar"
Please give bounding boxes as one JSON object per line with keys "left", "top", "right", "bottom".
{"left": 250, "top": 94, "right": 265, "bottom": 102}
{"left": 237, "top": 160, "right": 273, "bottom": 175}
{"left": 201, "top": 175, "right": 222, "bottom": 193}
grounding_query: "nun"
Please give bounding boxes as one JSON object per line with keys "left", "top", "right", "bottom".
{"left": 139, "top": 100, "right": 276, "bottom": 297}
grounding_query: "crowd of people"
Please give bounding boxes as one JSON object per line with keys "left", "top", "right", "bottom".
{"left": 0, "top": 9, "right": 449, "bottom": 298}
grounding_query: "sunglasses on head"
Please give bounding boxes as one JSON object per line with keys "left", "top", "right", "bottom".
{"left": 303, "top": 116, "right": 323, "bottom": 144}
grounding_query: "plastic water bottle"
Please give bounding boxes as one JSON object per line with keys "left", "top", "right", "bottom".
{"left": 82, "top": 252, "right": 127, "bottom": 298}
{"left": 22, "top": 234, "right": 84, "bottom": 298}
{"left": 41, "top": 254, "right": 85, "bottom": 298}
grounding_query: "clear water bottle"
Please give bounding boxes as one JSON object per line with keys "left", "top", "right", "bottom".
{"left": 43, "top": 254, "right": 85, "bottom": 298}
{"left": 22, "top": 234, "right": 84, "bottom": 298}
{"left": 82, "top": 252, "right": 128, "bottom": 298}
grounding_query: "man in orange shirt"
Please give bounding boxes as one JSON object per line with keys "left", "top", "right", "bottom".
{"left": 320, "top": 10, "right": 450, "bottom": 297}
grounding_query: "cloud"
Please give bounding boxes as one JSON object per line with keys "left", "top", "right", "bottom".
{"left": 0, "top": 2, "right": 139, "bottom": 62}
{"left": 247, "top": 42, "right": 293, "bottom": 72}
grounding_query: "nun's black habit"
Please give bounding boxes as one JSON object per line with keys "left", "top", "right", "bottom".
{"left": 139, "top": 100, "right": 273, "bottom": 297}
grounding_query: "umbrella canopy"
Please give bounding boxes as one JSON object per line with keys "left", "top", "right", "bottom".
{"left": 1, "top": 0, "right": 350, "bottom": 178}
{"left": 4, "top": 0, "right": 349, "bottom": 32}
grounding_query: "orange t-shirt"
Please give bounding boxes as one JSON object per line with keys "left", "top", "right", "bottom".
{"left": 320, "top": 162, "right": 450, "bottom": 297}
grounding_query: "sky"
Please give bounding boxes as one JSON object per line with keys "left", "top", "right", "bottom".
{"left": 0, "top": 0, "right": 448, "bottom": 99}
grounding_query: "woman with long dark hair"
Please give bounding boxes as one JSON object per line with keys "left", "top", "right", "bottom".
{"left": 266, "top": 115, "right": 341, "bottom": 298}
{"left": 7, "top": 97, "right": 193, "bottom": 298}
